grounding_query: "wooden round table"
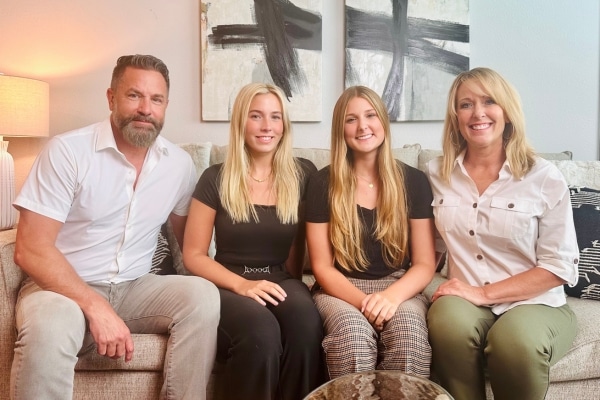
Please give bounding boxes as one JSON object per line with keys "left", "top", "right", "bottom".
{"left": 304, "top": 370, "right": 454, "bottom": 400}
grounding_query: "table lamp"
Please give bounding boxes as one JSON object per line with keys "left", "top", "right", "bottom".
{"left": 0, "top": 75, "right": 49, "bottom": 230}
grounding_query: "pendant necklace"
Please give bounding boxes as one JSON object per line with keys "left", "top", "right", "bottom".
{"left": 356, "top": 174, "right": 375, "bottom": 188}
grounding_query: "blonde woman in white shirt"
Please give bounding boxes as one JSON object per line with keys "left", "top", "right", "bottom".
{"left": 426, "top": 67, "right": 579, "bottom": 400}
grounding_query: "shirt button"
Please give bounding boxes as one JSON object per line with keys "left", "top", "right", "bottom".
{"left": 508, "top": 203, "right": 515, "bottom": 209}
{"left": 469, "top": 230, "right": 475, "bottom": 236}
{"left": 476, "top": 254, "right": 483, "bottom": 260}
{"left": 484, "top": 281, "right": 490, "bottom": 285}
{"left": 574, "top": 258, "right": 579, "bottom": 264}
{"left": 439, "top": 199, "right": 444, "bottom": 205}
{"left": 472, "top": 203, "right": 477, "bottom": 208}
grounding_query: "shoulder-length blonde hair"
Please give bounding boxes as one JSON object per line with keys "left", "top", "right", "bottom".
{"left": 220, "top": 83, "right": 301, "bottom": 224}
{"left": 329, "top": 86, "right": 408, "bottom": 272}
{"left": 441, "top": 67, "right": 536, "bottom": 182}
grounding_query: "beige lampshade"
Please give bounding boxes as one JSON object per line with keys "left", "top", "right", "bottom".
{"left": 0, "top": 75, "right": 49, "bottom": 138}
{"left": 0, "top": 75, "right": 49, "bottom": 230}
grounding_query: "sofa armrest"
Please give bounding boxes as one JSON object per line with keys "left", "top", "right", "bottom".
{"left": 0, "top": 228, "right": 24, "bottom": 396}
{"left": 0, "top": 228, "right": 23, "bottom": 303}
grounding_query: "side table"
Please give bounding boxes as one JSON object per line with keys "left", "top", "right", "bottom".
{"left": 304, "top": 370, "right": 453, "bottom": 400}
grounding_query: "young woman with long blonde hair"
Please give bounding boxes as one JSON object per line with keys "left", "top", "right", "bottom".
{"left": 183, "top": 83, "right": 323, "bottom": 400}
{"left": 305, "top": 86, "right": 436, "bottom": 379}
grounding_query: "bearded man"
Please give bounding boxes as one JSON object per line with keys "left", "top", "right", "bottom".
{"left": 10, "top": 55, "right": 219, "bottom": 400}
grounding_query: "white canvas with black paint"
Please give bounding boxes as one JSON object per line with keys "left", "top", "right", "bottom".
{"left": 201, "top": 0, "right": 323, "bottom": 121}
{"left": 345, "top": 0, "right": 470, "bottom": 121}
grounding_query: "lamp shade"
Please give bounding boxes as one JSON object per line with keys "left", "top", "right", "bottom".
{"left": 0, "top": 75, "right": 49, "bottom": 230}
{"left": 0, "top": 75, "right": 49, "bottom": 137}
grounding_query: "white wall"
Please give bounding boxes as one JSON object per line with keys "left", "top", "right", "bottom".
{"left": 1, "top": 0, "right": 599, "bottom": 193}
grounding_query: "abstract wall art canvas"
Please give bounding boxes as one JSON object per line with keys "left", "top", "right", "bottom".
{"left": 201, "top": 1, "right": 323, "bottom": 121}
{"left": 345, "top": 0, "right": 470, "bottom": 121}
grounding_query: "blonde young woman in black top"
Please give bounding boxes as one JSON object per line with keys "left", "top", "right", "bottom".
{"left": 305, "top": 86, "right": 436, "bottom": 379}
{"left": 183, "top": 83, "right": 323, "bottom": 400}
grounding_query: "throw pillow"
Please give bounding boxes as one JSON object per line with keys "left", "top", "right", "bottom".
{"left": 210, "top": 144, "right": 228, "bottom": 165}
{"left": 564, "top": 186, "right": 600, "bottom": 300}
{"left": 293, "top": 148, "right": 330, "bottom": 170}
{"left": 178, "top": 142, "right": 213, "bottom": 177}
{"left": 392, "top": 143, "right": 421, "bottom": 169}
{"left": 150, "top": 225, "right": 177, "bottom": 275}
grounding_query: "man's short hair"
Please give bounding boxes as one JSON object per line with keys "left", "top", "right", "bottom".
{"left": 110, "top": 54, "right": 170, "bottom": 91}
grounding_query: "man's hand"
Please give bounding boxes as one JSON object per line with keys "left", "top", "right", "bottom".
{"left": 235, "top": 279, "right": 287, "bottom": 306}
{"left": 86, "top": 300, "right": 134, "bottom": 362}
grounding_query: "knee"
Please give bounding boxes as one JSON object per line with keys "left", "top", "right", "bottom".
{"left": 284, "top": 305, "right": 322, "bottom": 342}
{"left": 176, "top": 276, "right": 220, "bottom": 325}
{"left": 17, "top": 291, "right": 85, "bottom": 351}
{"left": 487, "top": 330, "right": 545, "bottom": 368}
{"left": 324, "top": 317, "right": 375, "bottom": 352}
{"left": 428, "top": 299, "right": 488, "bottom": 350}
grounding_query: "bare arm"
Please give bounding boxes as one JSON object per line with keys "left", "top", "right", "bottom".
{"left": 382, "top": 218, "right": 437, "bottom": 300}
{"left": 306, "top": 221, "right": 366, "bottom": 309}
{"left": 182, "top": 199, "right": 287, "bottom": 306}
{"left": 14, "top": 209, "right": 134, "bottom": 361}
{"left": 362, "top": 218, "right": 437, "bottom": 327}
{"left": 432, "top": 267, "right": 565, "bottom": 305}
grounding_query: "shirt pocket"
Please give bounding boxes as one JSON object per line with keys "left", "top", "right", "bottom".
{"left": 489, "top": 197, "right": 533, "bottom": 238}
{"left": 432, "top": 195, "right": 461, "bottom": 232}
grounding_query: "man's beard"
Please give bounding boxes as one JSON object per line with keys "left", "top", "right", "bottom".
{"left": 117, "top": 115, "right": 163, "bottom": 148}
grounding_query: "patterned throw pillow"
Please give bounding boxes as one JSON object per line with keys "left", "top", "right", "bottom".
{"left": 150, "top": 225, "right": 177, "bottom": 275}
{"left": 564, "top": 187, "right": 600, "bottom": 300}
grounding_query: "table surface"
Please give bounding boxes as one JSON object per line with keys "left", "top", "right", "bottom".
{"left": 304, "top": 370, "right": 453, "bottom": 400}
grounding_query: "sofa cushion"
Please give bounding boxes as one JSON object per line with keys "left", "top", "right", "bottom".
{"left": 551, "top": 160, "right": 600, "bottom": 189}
{"left": 209, "top": 143, "right": 228, "bottom": 166}
{"left": 292, "top": 148, "right": 330, "bottom": 170}
{"left": 179, "top": 142, "right": 212, "bottom": 177}
{"left": 75, "top": 334, "right": 167, "bottom": 371}
{"left": 564, "top": 187, "right": 600, "bottom": 301}
{"left": 550, "top": 296, "right": 600, "bottom": 381}
{"left": 392, "top": 143, "right": 421, "bottom": 168}
{"left": 539, "top": 151, "right": 573, "bottom": 161}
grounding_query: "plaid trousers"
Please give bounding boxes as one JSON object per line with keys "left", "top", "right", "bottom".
{"left": 313, "top": 270, "right": 431, "bottom": 379}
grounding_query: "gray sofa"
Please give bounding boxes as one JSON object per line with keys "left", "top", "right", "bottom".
{"left": 0, "top": 142, "right": 598, "bottom": 399}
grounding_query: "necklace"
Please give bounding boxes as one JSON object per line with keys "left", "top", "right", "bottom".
{"left": 249, "top": 172, "right": 271, "bottom": 183}
{"left": 356, "top": 174, "right": 376, "bottom": 188}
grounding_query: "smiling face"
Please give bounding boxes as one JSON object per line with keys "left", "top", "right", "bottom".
{"left": 343, "top": 96, "right": 385, "bottom": 156}
{"left": 243, "top": 93, "right": 284, "bottom": 156}
{"left": 456, "top": 80, "right": 507, "bottom": 152}
{"left": 108, "top": 67, "right": 168, "bottom": 148}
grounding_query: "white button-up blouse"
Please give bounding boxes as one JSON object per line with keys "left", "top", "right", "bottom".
{"left": 426, "top": 153, "right": 579, "bottom": 314}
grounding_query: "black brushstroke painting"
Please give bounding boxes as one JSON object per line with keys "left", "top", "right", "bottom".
{"left": 346, "top": 0, "right": 469, "bottom": 120}
{"left": 208, "top": 0, "right": 322, "bottom": 100}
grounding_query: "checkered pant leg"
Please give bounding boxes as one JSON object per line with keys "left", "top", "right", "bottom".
{"left": 377, "top": 294, "right": 431, "bottom": 377}
{"left": 314, "top": 270, "right": 432, "bottom": 379}
{"left": 314, "top": 290, "right": 379, "bottom": 379}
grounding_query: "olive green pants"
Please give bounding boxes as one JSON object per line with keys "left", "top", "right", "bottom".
{"left": 427, "top": 295, "right": 577, "bottom": 400}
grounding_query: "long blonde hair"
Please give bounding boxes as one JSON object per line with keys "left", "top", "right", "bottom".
{"left": 220, "top": 83, "right": 301, "bottom": 224}
{"left": 441, "top": 67, "right": 536, "bottom": 182}
{"left": 329, "top": 86, "right": 408, "bottom": 272}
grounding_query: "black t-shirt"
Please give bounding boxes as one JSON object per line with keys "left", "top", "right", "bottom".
{"left": 193, "top": 158, "right": 316, "bottom": 269}
{"left": 305, "top": 162, "right": 433, "bottom": 279}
